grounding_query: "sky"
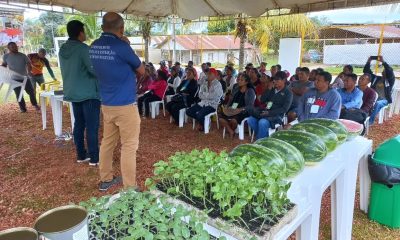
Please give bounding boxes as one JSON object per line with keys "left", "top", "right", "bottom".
{"left": 0, "top": 2, "right": 399, "bottom": 24}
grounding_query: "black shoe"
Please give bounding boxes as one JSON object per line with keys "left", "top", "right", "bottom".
{"left": 20, "top": 109, "right": 27, "bottom": 113}
{"left": 34, "top": 105, "right": 40, "bottom": 111}
{"left": 99, "top": 176, "right": 122, "bottom": 192}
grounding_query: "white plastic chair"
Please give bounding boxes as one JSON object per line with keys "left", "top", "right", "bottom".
{"left": 149, "top": 86, "right": 168, "bottom": 119}
{"left": 193, "top": 110, "right": 219, "bottom": 134}
{"left": 0, "top": 67, "right": 27, "bottom": 102}
{"left": 222, "top": 117, "right": 252, "bottom": 140}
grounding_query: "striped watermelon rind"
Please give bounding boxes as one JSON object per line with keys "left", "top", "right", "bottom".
{"left": 270, "top": 130, "right": 328, "bottom": 163}
{"left": 254, "top": 138, "right": 305, "bottom": 177}
{"left": 291, "top": 123, "right": 338, "bottom": 152}
{"left": 229, "top": 144, "right": 285, "bottom": 169}
{"left": 302, "top": 118, "right": 348, "bottom": 144}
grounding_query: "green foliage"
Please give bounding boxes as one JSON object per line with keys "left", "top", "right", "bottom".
{"left": 38, "top": 12, "right": 65, "bottom": 50}
{"left": 80, "top": 189, "right": 216, "bottom": 239}
{"left": 57, "top": 14, "right": 101, "bottom": 43}
{"left": 147, "top": 149, "right": 292, "bottom": 235}
{"left": 207, "top": 19, "right": 235, "bottom": 33}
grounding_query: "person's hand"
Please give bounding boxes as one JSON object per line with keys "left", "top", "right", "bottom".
{"left": 378, "top": 56, "right": 384, "bottom": 62}
{"left": 260, "top": 110, "right": 269, "bottom": 117}
{"left": 120, "top": 36, "right": 130, "bottom": 44}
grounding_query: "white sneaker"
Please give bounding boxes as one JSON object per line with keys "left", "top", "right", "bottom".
{"left": 89, "top": 162, "right": 99, "bottom": 167}
{"left": 77, "top": 157, "right": 90, "bottom": 163}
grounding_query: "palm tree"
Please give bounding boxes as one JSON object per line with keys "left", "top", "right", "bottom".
{"left": 140, "top": 20, "right": 152, "bottom": 62}
{"left": 234, "top": 18, "right": 252, "bottom": 71}
{"left": 233, "top": 13, "right": 318, "bottom": 71}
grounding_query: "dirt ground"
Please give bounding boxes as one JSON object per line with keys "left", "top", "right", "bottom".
{"left": 1, "top": 102, "right": 400, "bottom": 239}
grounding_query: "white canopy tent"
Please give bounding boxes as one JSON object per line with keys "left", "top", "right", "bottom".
{"left": 2, "top": 0, "right": 400, "bottom": 20}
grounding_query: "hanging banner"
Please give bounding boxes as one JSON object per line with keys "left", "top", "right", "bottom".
{"left": 0, "top": 7, "right": 24, "bottom": 47}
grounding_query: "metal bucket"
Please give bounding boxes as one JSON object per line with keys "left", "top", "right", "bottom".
{"left": 0, "top": 227, "right": 38, "bottom": 240}
{"left": 34, "top": 205, "right": 89, "bottom": 240}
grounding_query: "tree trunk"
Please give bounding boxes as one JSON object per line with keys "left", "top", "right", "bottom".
{"left": 144, "top": 38, "right": 149, "bottom": 63}
{"left": 239, "top": 36, "right": 245, "bottom": 72}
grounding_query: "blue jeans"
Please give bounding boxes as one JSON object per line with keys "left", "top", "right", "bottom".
{"left": 186, "top": 104, "right": 215, "bottom": 126}
{"left": 247, "top": 116, "right": 271, "bottom": 140}
{"left": 369, "top": 99, "right": 388, "bottom": 125}
{"left": 72, "top": 99, "right": 101, "bottom": 163}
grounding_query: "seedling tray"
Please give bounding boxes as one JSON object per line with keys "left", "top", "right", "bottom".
{"left": 151, "top": 189, "right": 298, "bottom": 240}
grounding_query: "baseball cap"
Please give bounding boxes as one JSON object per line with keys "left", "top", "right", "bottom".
{"left": 208, "top": 68, "right": 218, "bottom": 76}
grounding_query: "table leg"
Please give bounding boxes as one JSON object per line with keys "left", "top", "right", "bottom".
{"left": 51, "top": 97, "right": 63, "bottom": 136}
{"left": 308, "top": 185, "right": 322, "bottom": 240}
{"left": 40, "top": 96, "right": 47, "bottom": 130}
{"left": 69, "top": 102, "right": 75, "bottom": 131}
{"left": 331, "top": 171, "right": 346, "bottom": 240}
{"left": 359, "top": 150, "right": 372, "bottom": 213}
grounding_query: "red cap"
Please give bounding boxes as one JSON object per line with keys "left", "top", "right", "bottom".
{"left": 208, "top": 68, "right": 218, "bottom": 76}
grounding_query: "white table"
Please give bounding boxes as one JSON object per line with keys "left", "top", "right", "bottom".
{"left": 274, "top": 136, "right": 372, "bottom": 240}
{"left": 40, "top": 91, "right": 75, "bottom": 137}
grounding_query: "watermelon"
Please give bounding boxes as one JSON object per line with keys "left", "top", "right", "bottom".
{"left": 338, "top": 119, "right": 363, "bottom": 140}
{"left": 255, "top": 138, "right": 305, "bottom": 176}
{"left": 302, "top": 118, "right": 348, "bottom": 144}
{"left": 270, "top": 130, "right": 327, "bottom": 164}
{"left": 291, "top": 123, "right": 338, "bottom": 152}
{"left": 229, "top": 144, "right": 285, "bottom": 169}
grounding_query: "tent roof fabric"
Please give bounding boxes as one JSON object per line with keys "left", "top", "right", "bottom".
{"left": 7, "top": 0, "right": 400, "bottom": 20}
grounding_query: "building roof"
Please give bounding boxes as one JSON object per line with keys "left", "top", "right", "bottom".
{"left": 151, "top": 35, "right": 253, "bottom": 50}
{"left": 330, "top": 25, "right": 400, "bottom": 39}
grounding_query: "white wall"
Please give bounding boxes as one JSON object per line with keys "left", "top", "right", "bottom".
{"left": 278, "top": 38, "right": 302, "bottom": 75}
{"left": 324, "top": 43, "right": 400, "bottom": 65}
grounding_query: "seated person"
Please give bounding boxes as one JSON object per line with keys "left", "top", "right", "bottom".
{"left": 186, "top": 68, "right": 223, "bottom": 131}
{"left": 289, "top": 67, "right": 301, "bottom": 82}
{"left": 137, "top": 70, "right": 168, "bottom": 117}
{"left": 165, "top": 66, "right": 181, "bottom": 95}
{"left": 338, "top": 73, "right": 363, "bottom": 119}
{"left": 137, "top": 67, "right": 153, "bottom": 96}
{"left": 247, "top": 71, "right": 293, "bottom": 140}
{"left": 255, "top": 73, "right": 273, "bottom": 108}
{"left": 297, "top": 71, "right": 341, "bottom": 122}
{"left": 219, "top": 74, "right": 256, "bottom": 138}
{"left": 217, "top": 70, "right": 227, "bottom": 93}
{"left": 363, "top": 56, "right": 395, "bottom": 125}
{"left": 287, "top": 67, "right": 314, "bottom": 122}
{"left": 309, "top": 69, "right": 318, "bottom": 82}
{"left": 359, "top": 73, "right": 378, "bottom": 116}
{"left": 166, "top": 68, "right": 198, "bottom": 124}
{"left": 331, "top": 72, "right": 345, "bottom": 89}
{"left": 223, "top": 65, "right": 237, "bottom": 90}
{"left": 249, "top": 67, "right": 260, "bottom": 87}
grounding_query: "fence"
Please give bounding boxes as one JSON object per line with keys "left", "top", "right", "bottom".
{"left": 301, "top": 23, "right": 400, "bottom": 76}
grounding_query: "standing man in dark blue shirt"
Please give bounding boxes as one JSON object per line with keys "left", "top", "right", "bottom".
{"left": 90, "top": 12, "right": 145, "bottom": 191}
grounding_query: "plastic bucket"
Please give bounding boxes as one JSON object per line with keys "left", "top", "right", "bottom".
{"left": 0, "top": 227, "right": 38, "bottom": 240}
{"left": 34, "top": 205, "right": 89, "bottom": 240}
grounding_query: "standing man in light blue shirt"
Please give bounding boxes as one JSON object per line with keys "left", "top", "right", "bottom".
{"left": 338, "top": 73, "right": 363, "bottom": 110}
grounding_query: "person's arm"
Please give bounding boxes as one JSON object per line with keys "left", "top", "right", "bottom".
{"left": 260, "top": 90, "right": 271, "bottom": 104}
{"left": 325, "top": 91, "right": 342, "bottom": 120}
{"left": 382, "top": 58, "right": 395, "bottom": 88}
{"left": 174, "top": 76, "right": 181, "bottom": 89}
{"left": 43, "top": 57, "right": 56, "bottom": 80}
{"left": 2, "top": 54, "right": 7, "bottom": 67}
{"left": 24, "top": 55, "right": 32, "bottom": 76}
{"left": 244, "top": 88, "right": 256, "bottom": 108}
{"left": 363, "top": 57, "right": 373, "bottom": 75}
{"left": 361, "top": 90, "right": 377, "bottom": 114}
{"left": 81, "top": 46, "right": 97, "bottom": 77}
{"left": 297, "top": 95, "right": 305, "bottom": 122}
{"left": 343, "top": 89, "right": 363, "bottom": 109}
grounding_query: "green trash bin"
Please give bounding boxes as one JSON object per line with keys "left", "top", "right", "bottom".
{"left": 368, "top": 135, "right": 400, "bottom": 228}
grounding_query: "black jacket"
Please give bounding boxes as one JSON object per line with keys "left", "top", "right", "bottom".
{"left": 176, "top": 79, "right": 198, "bottom": 106}
{"left": 363, "top": 61, "right": 395, "bottom": 103}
